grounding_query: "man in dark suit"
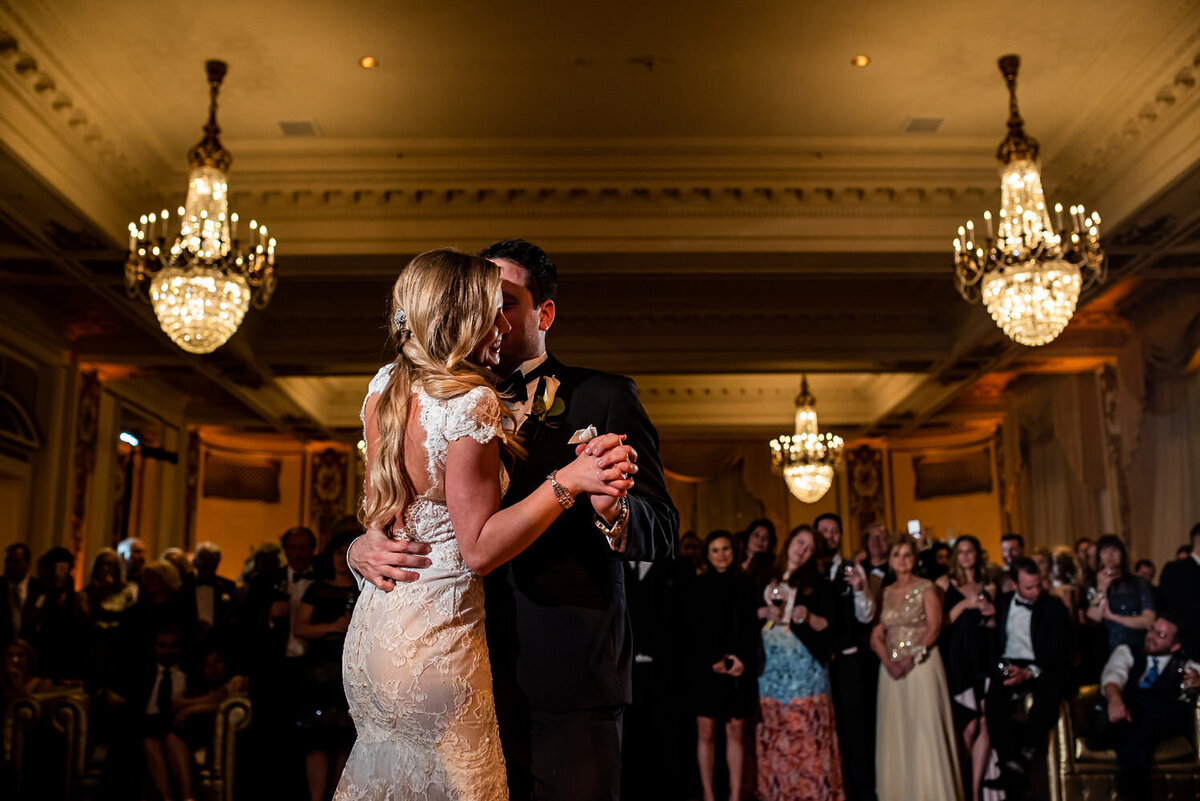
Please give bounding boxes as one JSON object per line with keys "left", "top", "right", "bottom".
{"left": 0, "top": 543, "right": 37, "bottom": 648}
{"left": 190, "top": 541, "right": 237, "bottom": 639}
{"left": 1088, "top": 615, "right": 1200, "bottom": 798}
{"left": 349, "top": 239, "right": 678, "bottom": 801}
{"left": 1157, "top": 523, "right": 1200, "bottom": 658}
{"left": 815, "top": 512, "right": 878, "bottom": 801}
{"left": 986, "top": 557, "right": 1072, "bottom": 799}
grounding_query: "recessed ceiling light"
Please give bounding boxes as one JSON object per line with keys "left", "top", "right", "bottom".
{"left": 359, "top": 56, "right": 378, "bottom": 69}
{"left": 852, "top": 54, "right": 870, "bottom": 68}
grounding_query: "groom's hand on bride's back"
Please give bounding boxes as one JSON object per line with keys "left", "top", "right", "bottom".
{"left": 347, "top": 528, "right": 433, "bottom": 592}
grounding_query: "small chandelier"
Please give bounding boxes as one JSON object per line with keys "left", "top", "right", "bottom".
{"left": 769, "top": 376, "right": 844, "bottom": 504}
{"left": 125, "top": 60, "right": 276, "bottom": 354}
{"left": 953, "top": 55, "right": 1105, "bottom": 347}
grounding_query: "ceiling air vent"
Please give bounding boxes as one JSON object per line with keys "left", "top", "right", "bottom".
{"left": 278, "top": 120, "right": 321, "bottom": 137}
{"left": 901, "top": 116, "right": 943, "bottom": 135}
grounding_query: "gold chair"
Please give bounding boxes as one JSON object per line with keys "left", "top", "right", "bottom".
{"left": 1049, "top": 684, "right": 1200, "bottom": 801}
{"left": 1, "top": 695, "right": 41, "bottom": 800}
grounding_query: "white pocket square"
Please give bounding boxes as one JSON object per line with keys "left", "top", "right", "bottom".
{"left": 568, "top": 425, "right": 598, "bottom": 444}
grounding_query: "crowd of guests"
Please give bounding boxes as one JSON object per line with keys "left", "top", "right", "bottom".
{"left": 1, "top": 517, "right": 365, "bottom": 801}
{"left": 629, "top": 519, "right": 1200, "bottom": 801}
{"left": 4, "top": 517, "right": 1200, "bottom": 801}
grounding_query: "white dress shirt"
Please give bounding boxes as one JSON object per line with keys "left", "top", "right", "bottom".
{"left": 1003, "top": 595, "right": 1042, "bottom": 677}
{"left": 285, "top": 565, "right": 315, "bottom": 658}
{"left": 1101, "top": 644, "right": 1200, "bottom": 690}
{"left": 827, "top": 555, "right": 875, "bottom": 625}
{"left": 145, "top": 663, "right": 187, "bottom": 715}
{"left": 502, "top": 352, "right": 549, "bottom": 433}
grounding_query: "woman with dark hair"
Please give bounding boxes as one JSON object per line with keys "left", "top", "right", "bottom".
{"left": 82, "top": 547, "right": 138, "bottom": 690}
{"left": 755, "top": 525, "right": 844, "bottom": 801}
{"left": 293, "top": 532, "right": 360, "bottom": 801}
{"left": 21, "top": 547, "right": 89, "bottom": 682}
{"left": 687, "top": 530, "right": 759, "bottom": 801}
{"left": 1049, "top": 547, "right": 1078, "bottom": 616}
{"left": 873, "top": 538, "right": 962, "bottom": 801}
{"left": 740, "top": 518, "right": 777, "bottom": 589}
{"left": 1086, "top": 534, "right": 1155, "bottom": 654}
{"left": 935, "top": 536, "right": 995, "bottom": 801}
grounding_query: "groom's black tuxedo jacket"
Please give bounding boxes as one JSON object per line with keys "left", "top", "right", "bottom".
{"left": 485, "top": 354, "right": 679, "bottom": 712}
{"left": 993, "top": 591, "right": 1072, "bottom": 693}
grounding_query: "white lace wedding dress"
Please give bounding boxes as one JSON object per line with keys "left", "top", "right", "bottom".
{"left": 334, "top": 366, "right": 508, "bottom": 801}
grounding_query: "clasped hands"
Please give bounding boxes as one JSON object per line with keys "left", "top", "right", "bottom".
{"left": 712, "top": 654, "right": 746, "bottom": 677}
{"left": 348, "top": 432, "right": 637, "bottom": 592}
{"left": 884, "top": 653, "right": 916, "bottom": 681}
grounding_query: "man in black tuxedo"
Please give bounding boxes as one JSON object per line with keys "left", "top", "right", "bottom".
{"left": 190, "top": 541, "right": 238, "bottom": 639}
{"left": 1157, "top": 523, "right": 1200, "bottom": 658}
{"left": 350, "top": 239, "right": 678, "bottom": 801}
{"left": 1088, "top": 615, "right": 1200, "bottom": 798}
{"left": 986, "top": 557, "right": 1072, "bottom": 799}
{"left": 815, "top": 513, "right": 878, "bottom": 801}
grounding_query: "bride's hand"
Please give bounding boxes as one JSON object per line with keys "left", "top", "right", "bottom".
{"left": 556, "top": 436, "right": 636, "bottom": 499}
{"left": 575, "top": 433, "right": 639, "bottom": 519}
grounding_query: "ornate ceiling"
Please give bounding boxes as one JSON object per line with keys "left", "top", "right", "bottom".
{"left": 1, "top": 0, "right": 1198, "bottom": 443}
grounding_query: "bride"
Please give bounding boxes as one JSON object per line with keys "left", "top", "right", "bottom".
{"left": 334, "top": 249, "right": 636, "bottom": 800}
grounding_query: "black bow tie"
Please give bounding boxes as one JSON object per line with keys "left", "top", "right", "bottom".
{"left": 497, "top": 373, "right": 529, "bottom": 403}
{"left": 292, "top": 570, "right": 315, "bottom": 581}
{"left": 1014, "top": 598, "right": 1035, "bottom": 610}
{"left": 195, "top": 576, "right": 217, "bottom": 587}
{"left": 498, "top": 361, "right": 553, "bottom": 405}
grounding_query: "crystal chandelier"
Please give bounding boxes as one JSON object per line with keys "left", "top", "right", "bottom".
{"left": 769, "top": 376, "right": 845, "bottom": 504}
{"left": 125, "top": 60, "right": 276, "bottom": 354}
{"left": 953, "top": 55, "right": 1105, "bottom": 347}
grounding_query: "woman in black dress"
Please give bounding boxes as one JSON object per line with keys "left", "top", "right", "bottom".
{"left": 688, "top": 530, "right": 760, "bottom": 801}
{"left": 293, "top": 532, "right": 360, "bottom": 801}
{"left": 935, "top": 535, "right": 996, "bottom": 801}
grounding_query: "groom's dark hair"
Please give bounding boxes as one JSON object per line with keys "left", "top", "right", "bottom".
{"left": 479, "top": 238, "right": 558, "bottom": 305}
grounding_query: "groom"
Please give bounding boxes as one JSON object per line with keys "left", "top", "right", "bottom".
{"left": 349, "top": 239, "right": 679, "bottom": 801}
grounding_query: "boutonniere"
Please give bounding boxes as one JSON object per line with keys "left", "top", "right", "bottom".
{"left": 530, "top": 375, "right": 565, "bottom": 422}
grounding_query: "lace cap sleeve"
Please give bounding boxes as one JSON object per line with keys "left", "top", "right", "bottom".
{"left": 443, "top": 385, "right": 503, "bottom": 445}
{"left": 360, "top": 364, "right": 395, "bottom": 426}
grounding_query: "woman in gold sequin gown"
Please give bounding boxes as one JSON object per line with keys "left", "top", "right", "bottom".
{"left": 870, "top": 539, "right": 964, "bottom": 801}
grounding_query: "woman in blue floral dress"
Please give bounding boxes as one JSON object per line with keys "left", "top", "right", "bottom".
{"left": 755, "top": 525, "right": 845, "bottom": 801}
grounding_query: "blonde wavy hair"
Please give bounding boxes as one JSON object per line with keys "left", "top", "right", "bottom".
{"left": 362, "top": 248, "right": 520, "bottom": 533}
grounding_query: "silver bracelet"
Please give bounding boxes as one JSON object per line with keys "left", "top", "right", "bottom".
{"left": 547, "top": 470, "right": 576, "bottom": 510}
{"left": 594, "top": 496, "right": 629, "bottom": 538}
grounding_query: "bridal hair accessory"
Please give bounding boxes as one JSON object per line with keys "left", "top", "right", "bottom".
{"left": 392, "top": 307, "right": 412, "bottom": 343}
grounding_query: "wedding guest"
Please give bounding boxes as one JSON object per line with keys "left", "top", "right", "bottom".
{"left": 83, "top": 547, "right": 138, "bottom": 688}
{"left": 292, "top": 533, "right": 359, "bottom": 801}
{"left": 1, "top": 638, "right": 53, "bottom": 698}
{"left": 1073, "top": 537, "right": 1092, "bottom": 570}
{"left": 757, "top": 525, "right": 844, "bottom": 801}
{"left": 125, "top": 560, "right": 192, "bottom": 665}
{"left": 917, "top": 541, "right": 951, "bottom": 580}
{"left": 117, "top": 536, "right": 148, "bottom": 588}
{"left": 985, "top": 558, "right": 1071, "bottom": 798}
{"left": 1032, "top": 548, "right": 1053, "bottom": 591}
{"left": 1175, "top": 543, "right": 1192, "bottom": 561}
{"left": 688, "top": 531, "right": 759, "bottom": 801}
{"left": 1158, "top": 523, "right": 1200, "bottom": 658}
{"left": 1049, "top": 548, "right": 1078, "bottom": 618}
{"left": 191, "top": 541, "right": 237, "bottom": 638}
{"left": 814, "top": 512, "right": 876, "bottom": 801}
{"left": 997, "top": 533, "right": 1025, "bottom": 594}
{"left": 872, "top": 539, "right": 962, "bottom": 801}
{"left": 169, "top": 642, "right": 249, "bottom": 756}
{"left": 1132, "top": 559, "right": 1155, "bottom": 584}
{"left": 1088, "top": 616, "right": 1200, "bottom": 798}
{"left": 1, "top": 543, "right": 37, "bottom": 648}
{"left": 861, "top": 523, "right": 891, "bottom": 596}
{"left": 1085, "top": 535, "right": 1154, "bottom": 654}
{"left": 134, "top": 625, "right": 195, "bottom": 801}
{"left": 936, "top": 535, "right": 996, "bottom": 801}
{"left": 678, "top": 531, "right": 705, "bottom": 575}
{"left": 22, "top": 547, "right": 88, "bottom": 682}
{"left": 740, "top": 518, "right": 777, "bottom": 589}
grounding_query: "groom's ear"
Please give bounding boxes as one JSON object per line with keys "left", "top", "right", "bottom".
{"left": 538, "top": 299, "right": 556, "bottom": 332}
